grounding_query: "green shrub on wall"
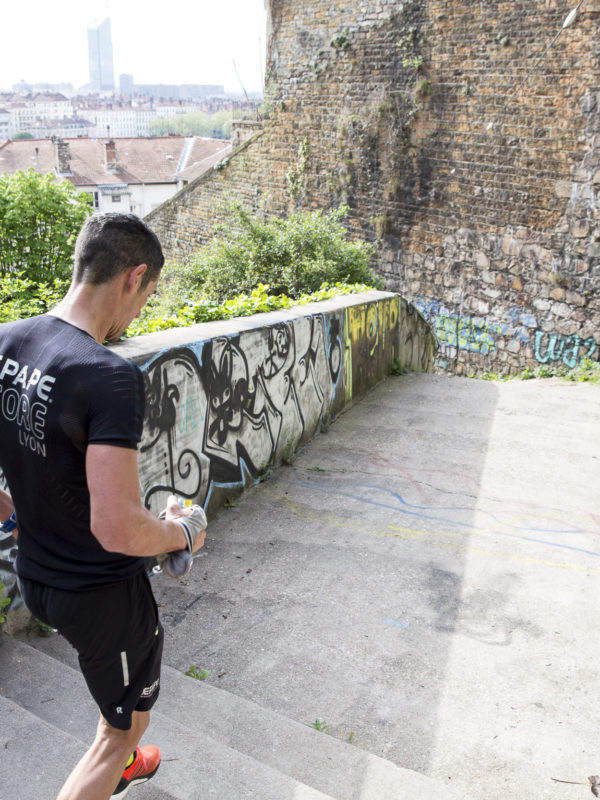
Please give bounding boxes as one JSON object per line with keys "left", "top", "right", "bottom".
{"left": 175, "top": 204, "right": 383, "bottom": 301}
{"left": 0, "top": 204, "right": 382, "bottom": 337}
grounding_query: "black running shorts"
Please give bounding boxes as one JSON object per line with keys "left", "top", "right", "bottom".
{"left": 18, "top": 571, "right": 164, "bottom": 730}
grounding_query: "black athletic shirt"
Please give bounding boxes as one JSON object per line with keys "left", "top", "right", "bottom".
{"left": 0, "top": 314, "right": 146, "bottom": 590}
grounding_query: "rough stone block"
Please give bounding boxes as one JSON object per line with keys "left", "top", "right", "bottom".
{"left": 570, "top": 219, "right": 590, "bottom": 238}
{"left": 552, "top": 302, "right": 572, "bottom": 318}
{"left": 476, "top": 251, "right": 490, "bottom": 269}
{"left": 566, "top": 291, "right": 586, "bottom": 307}
{"left": 554, "top": 180, "right": 572, "bottom": 198}
{"left": 502, "top": 236, "right": 521, "bottom": 256}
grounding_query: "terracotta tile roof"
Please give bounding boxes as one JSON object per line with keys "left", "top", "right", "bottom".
{"left": 176, "top": 139, "right": 232, "bottom": 182}
{"left": 0, "top": 136, "right": 231, "bottom": 187}
{"left": 30, "top": 92, "right": 69, "bottom": 103}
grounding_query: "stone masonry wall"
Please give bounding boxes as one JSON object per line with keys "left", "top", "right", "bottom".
{"left": 147, "top": 0, "right": 600, "bottom": 375}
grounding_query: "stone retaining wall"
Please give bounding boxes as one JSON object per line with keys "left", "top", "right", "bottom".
{"left": 147, "top": 0, "right": 600, "bottom": 376}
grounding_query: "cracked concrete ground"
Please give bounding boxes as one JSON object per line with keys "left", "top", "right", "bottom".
{"left": 151, "top": 373, "right": 600, "bottom": 800}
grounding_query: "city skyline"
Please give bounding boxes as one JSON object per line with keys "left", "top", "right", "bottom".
{"left": 2, "top": 0, "right": 267, "bottom": 94}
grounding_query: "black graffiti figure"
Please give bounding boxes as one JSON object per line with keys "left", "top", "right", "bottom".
{"left": 206, "top": 340, "right": 251, "bottom": 447}
{"left": 264, "top": 324, "right": 291, "bottom": 378}
{"left": 141, "top": 351, "right": 203, "bottom": 507}
{"left": 328, "top": 317, "right": 342, "bottom": 383}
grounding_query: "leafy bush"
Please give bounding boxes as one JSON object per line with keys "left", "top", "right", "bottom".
{"left": 0, "top": 170, "right": 92, "bottom": 282}
{"left": 0, "top": 202, "right": 382, "bottom": 339}
{"left": 0, "top": 273, "right": 70, "bottom": 323}
{"left": 178, "top": 204, "right": 383, "bottom": 302}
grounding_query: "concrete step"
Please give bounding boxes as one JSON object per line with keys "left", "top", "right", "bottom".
{"left": 0, "top": 635, "right": 336, "bottom": 800}
{"left": 0, "top": 694, "right": 87, "bottom": 800}
{"left": 9, "top": 632, "right": 475, "bottom": 800}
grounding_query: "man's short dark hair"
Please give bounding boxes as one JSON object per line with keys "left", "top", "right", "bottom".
{"left": 73, "top": 213, "right": 164, "bottom": 286}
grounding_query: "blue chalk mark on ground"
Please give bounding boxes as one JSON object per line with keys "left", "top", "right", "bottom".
{"left": 382, "top": 618, "right": 409, "bottom": 629}
{"left": 290, "top": 477, "right": 600, "bottom": 559}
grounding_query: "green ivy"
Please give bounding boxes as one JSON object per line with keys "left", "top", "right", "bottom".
{"left": 124, "top": 282, "right": 375, "bottom": 338}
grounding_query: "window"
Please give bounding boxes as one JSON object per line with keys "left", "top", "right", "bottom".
{"left": 111, "top": 195, "right": 121, "bottom": 203}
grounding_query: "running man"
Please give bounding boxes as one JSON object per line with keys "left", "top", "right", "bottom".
{"left": 0, "top": 213, "right": 206, "bottom": 799}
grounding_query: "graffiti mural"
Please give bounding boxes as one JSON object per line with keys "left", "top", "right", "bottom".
{"left": 139, "top": 348, "right": 210, "bottom": 512}
{"left": 398, "top": 300, "right": 437, "bottom": 373}
{"left": 137, "top": 311, "right": 352, "bottom": 516}
{"left": 415, "top": 295, "right": 598, "bottom": 370}
{"left": 0, "top": 295, "right": 406, "bottom": 622}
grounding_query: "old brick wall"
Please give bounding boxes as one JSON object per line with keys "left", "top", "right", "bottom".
{"left": 147, "top": 0, "right": 600, "bottom": 375}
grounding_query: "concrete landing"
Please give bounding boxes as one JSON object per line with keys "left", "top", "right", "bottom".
{"left": 151, "top": 373, "right": 600, "bottom": 800}
{"left": 3, "top": 373, "right": 599, "bottom": 800}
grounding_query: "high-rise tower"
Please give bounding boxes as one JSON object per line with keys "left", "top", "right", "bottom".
{"left": 88, "top": 18, "right": 115, "bottom": 91}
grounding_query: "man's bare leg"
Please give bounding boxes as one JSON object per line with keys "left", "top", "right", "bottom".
{"left": 57, "top": 710, "right": 150, "bottom": 800}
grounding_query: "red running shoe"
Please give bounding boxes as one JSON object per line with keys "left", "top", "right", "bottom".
{"left": 112, "top": 745, "right": 161, "bottom": 798}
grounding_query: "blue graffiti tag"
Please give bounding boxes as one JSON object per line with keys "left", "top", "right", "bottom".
{"left": 435, "top": 314, "right": 501, "bottom": 354}
{"left": 534, "top": 332, "right": 599, "bottom": 368}
{"left": 505, "top": 307, "right": 537, "bottom": 343}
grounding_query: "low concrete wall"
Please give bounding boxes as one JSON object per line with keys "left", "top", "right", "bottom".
{"left": 1, "top": 291, "right": 434, "bottom": 625}
{"left": 114, "top": 291, "right": 434, "bottom": 517}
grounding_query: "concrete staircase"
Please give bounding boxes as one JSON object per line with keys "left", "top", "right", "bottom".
{"left": 0, "top": 634, "right": 471, "bottom": 800}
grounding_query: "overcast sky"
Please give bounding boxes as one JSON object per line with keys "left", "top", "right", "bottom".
{"left": 1, "top": 0, "right": 268, "bottom": 93}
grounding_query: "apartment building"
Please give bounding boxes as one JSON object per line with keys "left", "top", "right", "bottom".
{"left": 0, "top": 135, "right": 232, "bottom": 217}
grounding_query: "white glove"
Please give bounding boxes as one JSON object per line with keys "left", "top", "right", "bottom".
{"left": 158, "top": 503, "right": 207, "bottom": 578}
{"left": 172, "top": 505, "right": 207, "bottom": 552}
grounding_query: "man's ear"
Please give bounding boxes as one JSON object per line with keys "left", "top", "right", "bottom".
{"left": 126, "top": 263, "right": 148, "bottom": 292}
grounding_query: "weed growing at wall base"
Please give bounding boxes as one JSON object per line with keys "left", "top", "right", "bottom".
{"left": 0, "top": 580, "right": 10, "bottom": 624}
{"left": 475, "top": 358, "right": 600, "bottom": 384}
{"left": 185, "top": 665, "right": 211, "bottom": 681}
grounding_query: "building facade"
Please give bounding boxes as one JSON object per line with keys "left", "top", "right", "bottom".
{"left": 0, "top": 135, "right": 231, "bottom": 217}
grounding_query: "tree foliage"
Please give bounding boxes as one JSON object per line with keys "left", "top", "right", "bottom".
{"left": 0, "top": 170, "right": 92, "bottom": 282}
{"left": 149, "top": 111, "right": 232, "bottom": 139}
{"left": 0, "top": 273, "right": 69, "bottom": 324}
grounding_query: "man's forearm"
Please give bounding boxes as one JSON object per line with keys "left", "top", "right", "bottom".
{"left": 92, "top": 503, "right": 188, "bottom": 557}
{"left": 86, "top": 445, "right": 204, "bottom": 558}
